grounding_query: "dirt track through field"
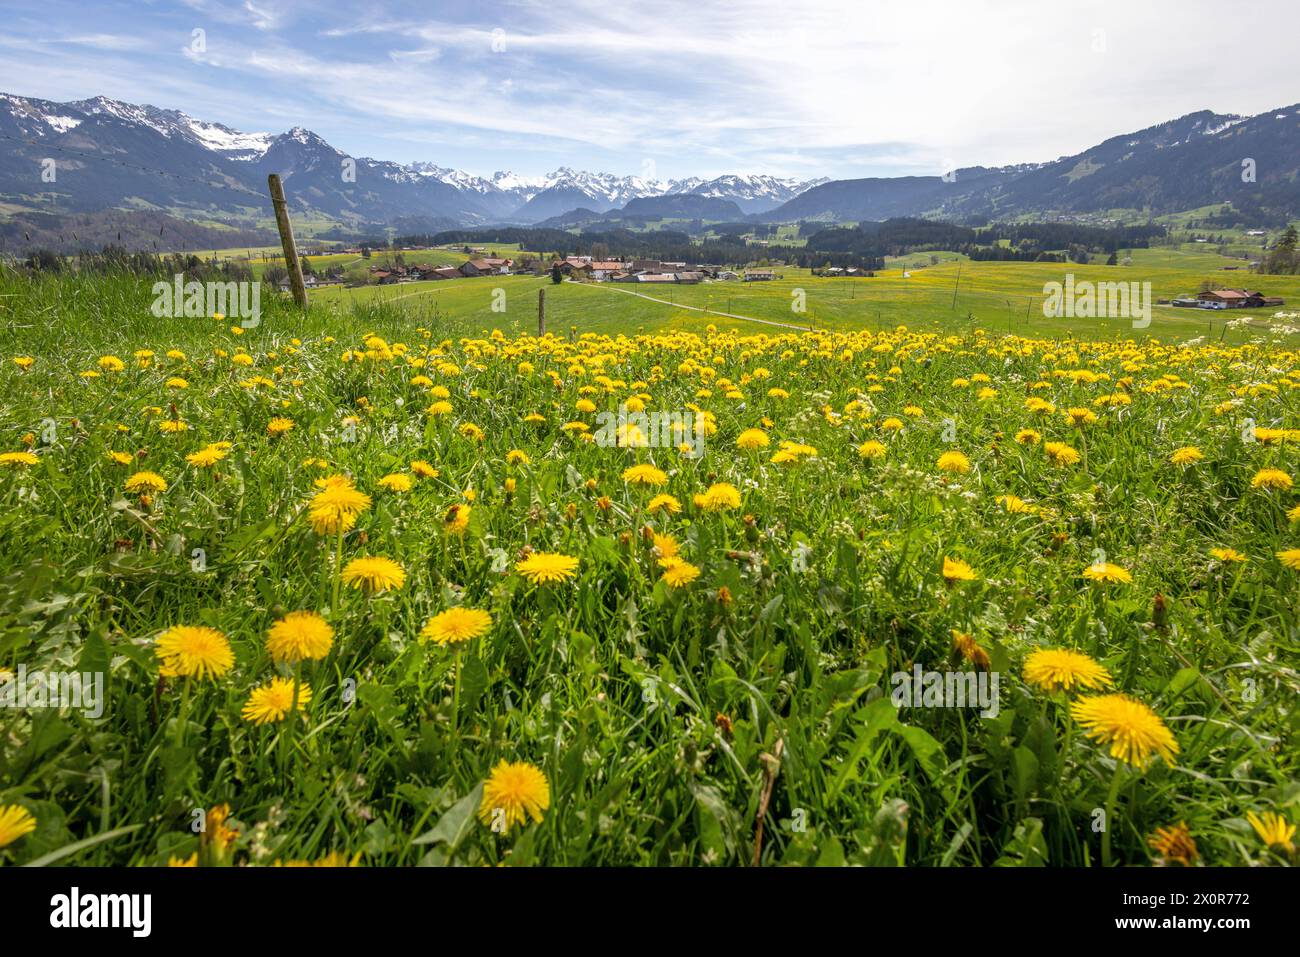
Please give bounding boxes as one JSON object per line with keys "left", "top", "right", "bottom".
{"left": 566, "top": 279, "right": 812, "bottom": 331}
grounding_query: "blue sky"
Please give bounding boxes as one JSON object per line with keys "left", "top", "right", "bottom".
{"left": 2, "top": 0, "right": 1298, "bottom": 181}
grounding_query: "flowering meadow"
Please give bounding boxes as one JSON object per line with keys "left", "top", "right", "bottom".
{"left": 0, "top": 283, "right": 1297, "bottom": 866}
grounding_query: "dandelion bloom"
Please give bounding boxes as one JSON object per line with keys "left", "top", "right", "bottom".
{"left": 1251, "top": 468, "right": 1292, "bottom": 491}
{"left": 1169, "top": 446, "right": 1203, "bottom": 466}
{"left": 1147, "top": 822, "right": 1198, "bottom": 866}
{"left": 696, "top": 483, "right": 742, "bottom": 511}
{"left": 98, "top": 355, "right": 125, "bottom": 372}
{"left": 478, "top": 760, "right": 550, "bottom": 833}
{"left": 942, "top": 556, "right": 977, "bottom": 583}
{"left": 1275, "top": 549, "right": 1300, "bottom": 571}
{"left": 516, "top": 552, "right": 580, "bottom": 584}
{"left": 420, "top": 607, "right": 493, "bottom": 646}
{"left": 622, "top": 463, "right": 668, "bottom": 487}
{"left": 125, "top": 471, "right": 167, "bottom": 495}
{"left": 308, "top": 480, "right": 371, "bottom": 536}
{"left": 107, "top": 451, "right": 133, "bottom": 465}
{"left": 660, "top": 558, "right": 701, "bottom": 588}
{"left": 266, "top": 611, "right": 334, "bottom": 664}
{"left": 186, "top": 442, "right": 232, "bottom": 468}
{"left": 1015, "top": 429, "right": 1041, "bottom": 446}
{"left": 0, "top": 451, "right": 39, "bottom": 468}
{"left": 341, "top": 556, "right": 406, "bottom": 593}
{"left": 1023, "top": 648, "right": 1112, "bottom": 693}
{"left": 1066, "top": 407, "right": 1097, "bottom": 427}
{"left": 242, "top": 678, "right": 312, "bottom": 724}
{"left": 736, "top": 429, "right": 770, "bottom": 450}
{"left": 506, "top": 450, "right": 530, "bottom": 466}
{"left": 0, "top": 805, "right": 37, "bottom": 848}
{"left": 647, "top": 493, "right": 682, "bottom": 515}
{"left": 857, "top": 440, "right": 887, "bottom": 460}
{"left": 1246, "top": 810, "right": 1296, "bottom": 853}
{"left": 155, "top": 625, "right": 234, "bottom": 680}
{"left": 995, "top": 494, "right": 1034, "bottom": 514}
{"left": 1070, "top": 694, "right": 1179, "bottom": 769}
{"left": 159, "top": 419, "right": 189, "bottom": 434}
{"left": 443, "top": 503, "right": 471, "bottom": 535}
{"left": 937, "top": 451, "right": 971, "bottom": 474}
{"left": 1043, "top": 441, "right": 1081, "bottom": 466}
{"left": 267, "top": 417, "right": 295, "bottom": 437}
{"left": 411, "top": 459, "right": 439, "bottom": 478}
{"left": 377, "top": 473, "right": 413, "bottom": 493}
{"left": 1081, "top": 562, "right": 1133, "bottom": 584}
{"left": 1209, "top": 547, "right": 1247, "bottom": 563}
{"left": 1288, "top": 504, "right": 1300, "bottom": 523}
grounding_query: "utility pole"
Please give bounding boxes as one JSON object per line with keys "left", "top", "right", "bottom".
{"left": 267, "top": 174, "right": 307, "bottom": 309}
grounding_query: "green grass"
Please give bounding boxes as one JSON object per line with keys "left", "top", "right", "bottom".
{"left": 0, "top": 263, "right": 1296, "bottom": 868}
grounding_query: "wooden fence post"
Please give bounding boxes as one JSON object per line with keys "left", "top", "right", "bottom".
{"left": 267, "top": 174, "right": 308, "bottom": 310}
{"left": 538, "top": 288, "right": 545, "bottom": 337}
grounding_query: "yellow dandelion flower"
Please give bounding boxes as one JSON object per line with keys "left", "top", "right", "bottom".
{"left": 341, "top": 556, "right": 406, "bottom": 593}
{"left": 1251, "top": 468, "right": 1292, "bottom": 491}
{"left": 942, "top": 555, "right": 977, "bottom": 583}
{"left": 1169, "top": 446, "right": 1203, "bottom": 466}
{"left": 377, "top": 473, "right": 413, "bottom": 493}
{"left": 1082, "top": 562, "right": 1132, "bottom": 584}
{"left": 267, "top": 417, "right": 295, "bottom": 437}
{"left": 420, "top": 607, "right": 493, "bottom": 646}
{"left": 1246, "top": 810, "right": 1295, "bottom": 853}
{"left": 516, "top": 552, "right": 580, "bottom": 584}
{"left": 1044, "top": 441, "right": 1081, "bottom": 466}
{"left": 242, "top": 678, "right": 312, "bottom": 724}
{"left": 1023, "top": 648, "right": 1113, "bottom": 693}
{"left": 478, "top": 760, "right": 550, "bottom": 833}
{"left": 660, "top": 558, "right": 701, "bottom": 588}
{"left": 155, "top": 624, "right": 234, "bottom": 680}
{"left": 1070, "top": 694, "right": 1179, "bottom": 769}
{"left": 622, "top": 463, "right": 668, "bottom": 487}
{"left": 937, "top": 450, "right": 971, "bottom": 474}
{"left": 266, "top": 611, "right": 334, "bottom": 664}
{"left": 0, "top": 805, "right": 37, "bottom": 848}
{"left": 736, "top": 428, "right": 770, "bottom": 450}
{"left": 647, "top": 493, "right": 682, "bottom": 514}
{"left": 125, "top": 471, "right": 167, "bottom": 494}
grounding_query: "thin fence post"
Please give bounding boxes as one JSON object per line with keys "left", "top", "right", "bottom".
{"left": 538, "top": 288, "right": 545, "bottom": 337}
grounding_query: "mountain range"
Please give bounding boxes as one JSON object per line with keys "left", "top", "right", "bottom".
{"left": 1, "top": 90, "right": 1298, "bottom": 251}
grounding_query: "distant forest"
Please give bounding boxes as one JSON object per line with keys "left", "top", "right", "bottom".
{"left": 383, "top": 218, "right": 1168, "bottom": 269}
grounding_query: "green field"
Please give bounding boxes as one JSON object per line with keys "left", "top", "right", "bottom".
{"left": 292, "top": 249, "right": 1300, "bottom": 343}
{"left": 0, "top": 258, "right": 1296, "bottom": 868}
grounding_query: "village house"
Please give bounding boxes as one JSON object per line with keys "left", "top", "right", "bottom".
{"left": 589, "top": 260, "right": 627, "bottom": 280}
{"left": 1195, "top": 289, "right": 1284, "bottom": 308}
{"left": 744, "top": 269, "right": 775, "bottom": 281}
{"left": 459, "top": 257, "right": 513, "bottom": 277}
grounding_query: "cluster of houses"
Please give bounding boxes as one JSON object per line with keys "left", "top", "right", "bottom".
{"left": 274, "top": 250, "right": 788, "bottom": 292}
{"left": 1169, "top": 288, "right": 1285, "bottom": 310}
{"left": 553, "top": 257, "right": 781, "bottom": 284}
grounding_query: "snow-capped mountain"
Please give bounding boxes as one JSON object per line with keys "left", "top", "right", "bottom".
{"left": 0, "top": 91, "right": 830, "bottom": 225}
{"left": 6, "top": 91, "right": 1298, "bottom": 239}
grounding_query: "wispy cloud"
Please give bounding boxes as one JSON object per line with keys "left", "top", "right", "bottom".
{"left": 1, "top": 0, "right": 1298, "bottom": 181}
